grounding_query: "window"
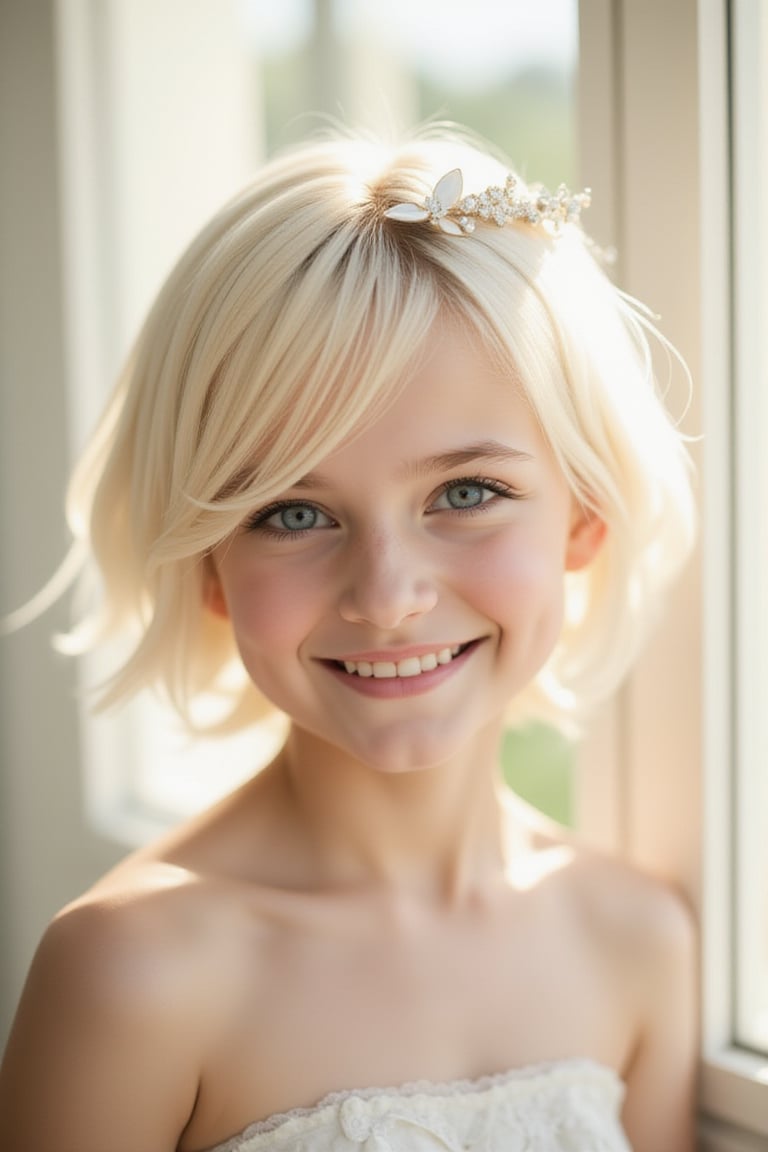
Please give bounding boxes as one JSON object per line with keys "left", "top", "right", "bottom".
{"left": 698, "top": 0, "right": 768, "bottom": 1141}
{"left": 248, "top": 0, "right": 578, "bottom": 187}
{"left": 62, "top": 0, "right": 579, "bottom": 838}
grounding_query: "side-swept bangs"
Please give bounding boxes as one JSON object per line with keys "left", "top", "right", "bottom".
{"left": 66, "top": 145, "right": 449, "bottom": 723}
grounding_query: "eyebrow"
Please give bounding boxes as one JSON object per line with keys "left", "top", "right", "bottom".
{"left": 292, "top": 440, "right": 534, "bottom": 489}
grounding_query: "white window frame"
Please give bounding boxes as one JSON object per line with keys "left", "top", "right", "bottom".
{"left": 697, "top": 0, "right": 768, "bottom": 1117}
{"left": 728, "top": 0, "right": 768, "bottom": 1064}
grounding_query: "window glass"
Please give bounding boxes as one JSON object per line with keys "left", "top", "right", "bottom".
{"left": 245, "top": 0, "right": 577, "bottom": 186}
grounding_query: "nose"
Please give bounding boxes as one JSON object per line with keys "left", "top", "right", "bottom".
{"left": 337, "top": 527, "right": 438, "bottom": 629}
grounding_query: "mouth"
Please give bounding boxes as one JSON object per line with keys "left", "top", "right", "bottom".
{"left": 334, "top": 642, "right": 473, "bottom": 680}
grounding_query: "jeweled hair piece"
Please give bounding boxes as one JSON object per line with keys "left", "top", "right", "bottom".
{"left": 384, "top": 168, "right": 591, "bottom": 236}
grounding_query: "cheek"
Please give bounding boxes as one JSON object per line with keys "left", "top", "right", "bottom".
{"left": 462, "top": 532, "right": 566, "bottom": 620}
{"left": 461, "top": 531, "right": 568, "bottom": 676}
{"left": 221, "top": 561, "right": 320, "bottom": 658}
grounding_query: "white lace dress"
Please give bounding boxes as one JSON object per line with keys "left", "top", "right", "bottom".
{"left": 202, "top": 1059, "right": 632, "bottom": 1151}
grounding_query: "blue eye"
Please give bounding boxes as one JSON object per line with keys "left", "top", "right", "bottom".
{"left": 432, "top": 477, "right": 516, "bottom": 512}
{"left": 443, "top": 482, "right": 487, "bottom": 509}
{"left": 273, "top": 505, "right": 318, "bottom": 531}
{"left": 246, "top": 501, "right": 333, "bottom": 536}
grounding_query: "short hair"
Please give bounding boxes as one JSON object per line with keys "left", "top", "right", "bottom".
{"left": 63, "top": 130, "right": 695, "bottom": 731}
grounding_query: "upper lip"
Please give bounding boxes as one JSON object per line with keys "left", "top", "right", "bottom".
{"left": 322, "top": 642, "right": 472, "bottom": 664}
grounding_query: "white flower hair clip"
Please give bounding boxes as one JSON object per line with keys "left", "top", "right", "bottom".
{"left": 384, "top": 168, "right": 590, "bottom": 237}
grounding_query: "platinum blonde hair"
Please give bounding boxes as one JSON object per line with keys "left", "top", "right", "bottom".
{"left": 62, "top": 131, "right": 695, "bottom": 731}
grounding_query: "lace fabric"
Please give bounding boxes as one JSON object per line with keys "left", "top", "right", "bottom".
{"left": 201, "top": 1059, "right": 632, "bottom": 1152}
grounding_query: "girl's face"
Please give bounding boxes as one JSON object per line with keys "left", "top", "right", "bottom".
{"left": 210, "top": 319, "right": 601, "bottom": 774}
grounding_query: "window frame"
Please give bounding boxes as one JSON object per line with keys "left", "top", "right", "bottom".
{"left": 728, "top": 0, "right": 768, "bottom": 1062}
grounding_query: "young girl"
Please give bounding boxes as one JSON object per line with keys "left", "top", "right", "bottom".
{"left": 0, "top": 130, "right": 697, "bottom": 1152}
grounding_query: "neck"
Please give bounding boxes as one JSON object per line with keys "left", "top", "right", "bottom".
{"left": 272, "top": 721, "right": 510, "bottom": 904}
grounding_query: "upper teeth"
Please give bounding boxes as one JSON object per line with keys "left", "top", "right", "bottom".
{"left": 343, "top": 646, "right": 462, "bottom": 679}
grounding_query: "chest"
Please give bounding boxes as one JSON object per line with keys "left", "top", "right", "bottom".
{"left": 185, "top": 898, "right": 631, "bottom": 1150}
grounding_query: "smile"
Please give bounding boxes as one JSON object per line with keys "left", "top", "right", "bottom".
{"left": 339, "top": 645, "right": 466, "bottom": 679}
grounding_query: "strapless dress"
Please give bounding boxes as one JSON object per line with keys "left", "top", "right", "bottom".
{"left": 201, "top": 1058, "right": 631, "bottom": 1151}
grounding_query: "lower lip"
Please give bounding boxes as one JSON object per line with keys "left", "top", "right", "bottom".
{"left": 320, "top": 641, "right": 480, "bottom": 699}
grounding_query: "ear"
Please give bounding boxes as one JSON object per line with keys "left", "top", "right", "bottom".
{"left": 203, "top": 558, "right": 230, "bottom": 619}
{"left": 565, "top": 505, "right": 606, "bottom": 572}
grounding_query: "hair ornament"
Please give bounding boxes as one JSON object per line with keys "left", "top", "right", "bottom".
{"left": 384, "top": 168, "right": 591, "bottom": 237}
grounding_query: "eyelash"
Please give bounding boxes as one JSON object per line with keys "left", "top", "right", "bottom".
{"left": 244, "top": 476, "right": 522, "bottom": 539}
{"left": 243, "top": 500, "right": 333, "bottom": 540}
{"left": 431, "top": 475, "right": 521, "bottom": 513}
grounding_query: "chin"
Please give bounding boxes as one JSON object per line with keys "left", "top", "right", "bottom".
{"left": 342, "top": 720, "right": 490, "bottom": 777}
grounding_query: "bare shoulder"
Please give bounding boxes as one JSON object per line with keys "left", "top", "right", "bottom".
{"left": 507, "top": 792, "right": 697, "bottom": 1152}
{"left": 515, "top": 796, "right": 695, "bottom": 971}
{"left": 58, "top": 861, "right": 241, "bottom": 996}
{"left": 0, "top": 862, "right": 245, "bottom": 1152}
{"left": 564, "top": 844, "right": 695, "bottom": 967}
{"left": 556, "top": 845, "right": 697, "bottom": 1152}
